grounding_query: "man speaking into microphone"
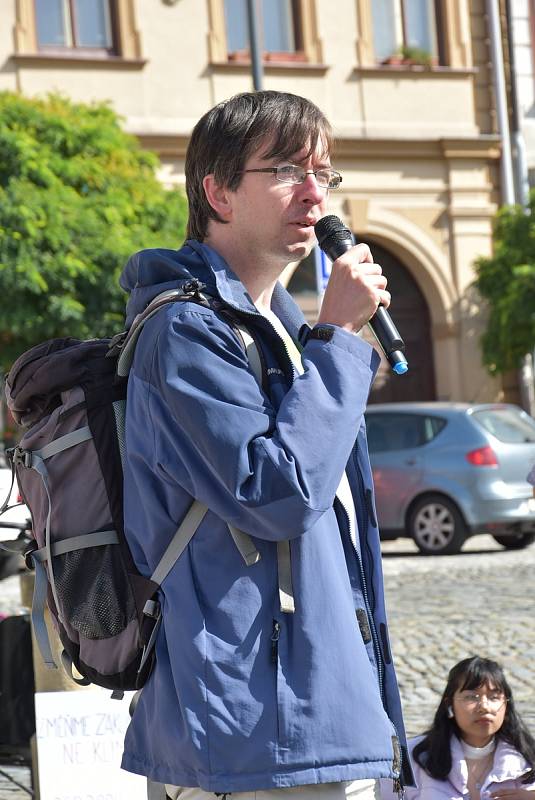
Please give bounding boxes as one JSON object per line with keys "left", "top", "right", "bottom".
{"left": 119, "top": 90, "right": 413, "bottom": 800}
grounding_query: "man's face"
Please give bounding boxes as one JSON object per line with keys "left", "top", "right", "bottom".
{"left": 224, "top": 140, "right": 332, "bottom": 267}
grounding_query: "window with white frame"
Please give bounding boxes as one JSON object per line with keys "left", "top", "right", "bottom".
{"left": 371, "top": 0, "right": 441, "bottom": 64}
{"left": 223, "top": 0, "right": 303, "bottom": 60}
{"left": 34, "top": 0, "right": 115, "bottom": 53}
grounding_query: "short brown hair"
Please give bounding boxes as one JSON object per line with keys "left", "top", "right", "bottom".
{"left": 185, "top": 90, "right": 333, "bottom": 241}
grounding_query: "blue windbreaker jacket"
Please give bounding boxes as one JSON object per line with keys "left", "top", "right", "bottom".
{"left": 119, "top": 241, "right": 413, "bottom": 792}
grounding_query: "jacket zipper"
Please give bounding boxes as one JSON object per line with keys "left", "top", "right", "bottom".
{"left": 271, "top": 620, "right": 281, "bottom": 663}
{"left": 212, "top": 297, "right": 297, "bottom": 384}
{"left": 347, "top": 441, "right": 385, "bottom": 703}
{"left": 337, "top": 493, "right": 385, "bottom": 704}
{"left": 255, "top": 316, "right": 297, "bottom": 384}
{"left": 391, "top": 732, "right": 405, "bottom": 798}
{"left": 351, "top": 445, "right": 405, "bottom": 793}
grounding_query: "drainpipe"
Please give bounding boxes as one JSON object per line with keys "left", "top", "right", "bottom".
{"left": 504, "top": 0, "right": 534, "bottom": 415}
{"left": 487, "top": 0, "right": 534, "bottom": 414}
{"left": 486, "top": 0, "right": 516, "bottom": 205}
{"left": 246, "top": 0, "right": 264, "bottom": 91}
{"left": 504, "top": 0, "right": 530, "bottom": 208}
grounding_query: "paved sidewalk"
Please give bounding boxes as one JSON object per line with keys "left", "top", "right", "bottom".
{"left": 0, "top": 764, "right": 33, "bottom": 799}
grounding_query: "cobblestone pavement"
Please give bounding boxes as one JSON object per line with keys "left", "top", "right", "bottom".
{"left": 381, "top": 533, "right": 535, "bottom": 739}
{"left": 1, "top": 533, "right": 534, "bottom": 798}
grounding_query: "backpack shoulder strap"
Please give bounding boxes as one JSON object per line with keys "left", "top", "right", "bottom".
{"left": 225, "top": 322, "right": 294, "bottom": 611}
{"left": 233, "top": 323, "right": 264, "bottom": 388}
{"left": 120, "top": 288, "right": 294, "bottom": 615}
{"left": 117, "top": 288, "right": 187, "bottom": 377}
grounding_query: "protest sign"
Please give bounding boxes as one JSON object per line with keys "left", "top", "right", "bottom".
{"left": 35, "top": 690, "right": 146, "bottom": 800}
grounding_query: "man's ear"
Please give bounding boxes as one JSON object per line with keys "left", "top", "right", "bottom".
{"left": 203, "top": 174, "right": 233, "bottom": 221}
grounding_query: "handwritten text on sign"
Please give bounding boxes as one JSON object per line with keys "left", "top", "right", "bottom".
{"left": 35, "top": 690, "right": 146, "bottom": 800}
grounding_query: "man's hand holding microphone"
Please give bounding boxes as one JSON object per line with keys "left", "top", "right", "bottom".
{"left": 315, "top": 216, "right": 408, "bottom": 374}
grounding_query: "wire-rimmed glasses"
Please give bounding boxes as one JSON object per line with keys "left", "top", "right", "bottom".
{"left": 456, "top": 691, "right": 507, "bottom": 711}
{"left": 239, "top": 163, "right": 343, "bottom": 190}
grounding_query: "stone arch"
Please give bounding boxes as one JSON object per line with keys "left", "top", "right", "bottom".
{"left": 357, "top": 238, "right": 437, "bottom": 402}
{"left": 352, "top": 205, "right": 455, "bottom": 334}
{"left": 345, "top": 204, "right": 465, "bottom": 399}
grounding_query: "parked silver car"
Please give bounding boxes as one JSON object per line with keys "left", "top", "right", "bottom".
{"left": 365, "top": 402, "right": 535, "bottom": 555}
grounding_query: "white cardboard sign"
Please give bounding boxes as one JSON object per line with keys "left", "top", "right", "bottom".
{"left": 35, "top": 690, "right": 146, "bottom": 800}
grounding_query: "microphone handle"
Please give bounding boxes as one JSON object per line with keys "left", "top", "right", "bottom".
{"left": 321, "top": 239, "right": 408, "bottom": 374}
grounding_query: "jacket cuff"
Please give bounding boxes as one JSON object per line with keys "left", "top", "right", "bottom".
{"left": 303, "top": 324, "right": 381, "bottom": 373}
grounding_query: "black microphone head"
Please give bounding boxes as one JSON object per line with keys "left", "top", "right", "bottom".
{"left": 314, "top": 215, "right": 353, "bottom": 260}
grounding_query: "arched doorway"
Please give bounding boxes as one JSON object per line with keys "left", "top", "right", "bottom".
{"left": 360, "top": 239, "right": 436, "bottom": 403}
{"left": 287, "top": 241, "right": 436, "bottom": 403}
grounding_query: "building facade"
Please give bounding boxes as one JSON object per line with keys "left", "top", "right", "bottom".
{"left": 1, "top": 0, "right": 511, "bottom": 403}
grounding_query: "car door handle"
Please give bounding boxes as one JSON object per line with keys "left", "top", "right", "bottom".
{"left": 404, "top": 458, "right": 417, "bottom": 466}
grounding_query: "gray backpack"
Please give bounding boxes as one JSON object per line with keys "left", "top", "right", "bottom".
{"left": 1, "top": 282, "right": 271, "bottom": 692}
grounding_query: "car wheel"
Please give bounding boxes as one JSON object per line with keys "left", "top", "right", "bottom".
{"left": 492, "top": 533, "right": 535, "bottom": 550}
{"left": 408, "top": 494, "right": 468, "bottom": 555}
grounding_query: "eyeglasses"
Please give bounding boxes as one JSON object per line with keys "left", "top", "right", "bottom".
{"left": 238, "top": 163, "right": 343, "bottom": 190}
{"left": 456, "top": 691, "right": 507, "bottom": 711}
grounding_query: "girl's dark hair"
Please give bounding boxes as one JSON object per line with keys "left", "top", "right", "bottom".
{"left": 413, "top": 656, "right": 535, "bottom": 783}
{"left": 185, "top": 90, "right": 333, "bottom": 241}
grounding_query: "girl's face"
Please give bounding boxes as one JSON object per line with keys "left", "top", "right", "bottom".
{"left": 450, "top": 680, "right": 507, "bottom": 747}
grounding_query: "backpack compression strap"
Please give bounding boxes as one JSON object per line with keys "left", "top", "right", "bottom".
{"left": 13, "top": 428, "right": 117, "bottom": 670}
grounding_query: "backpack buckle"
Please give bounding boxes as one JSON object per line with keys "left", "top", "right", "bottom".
{"left": 24, "top": 538, "right": 39, "bottom": 570}
{"left": 181, "top": 279, "right": 205, "bottom": 296}
{"left": 12, "top": 446, "right": 32, "bottom": 468}
{"left": 107, "top": 331, "right": 127, "bottom": 358}
{"left": 143, "top": 598, "right": 161, "bottom": 619}
{"left": 137, "top": 605, "right": 163, "bottom": 680}
{"left": 181, "top": 279, "right": 210, "bottom": 306}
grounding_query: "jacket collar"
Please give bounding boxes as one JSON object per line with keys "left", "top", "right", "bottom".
{"left": 120, "top": 239, "right": 310, "bottom": 340}
{"left": 448, "top": 734, "right": 531, "bottom": 793}
{"left": 187, "top": 240, "right": 309, "bottom": 342}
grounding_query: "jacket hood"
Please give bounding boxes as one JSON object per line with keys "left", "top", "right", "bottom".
{"left": 120, "top": 240, "right": 259, "bottom": 328}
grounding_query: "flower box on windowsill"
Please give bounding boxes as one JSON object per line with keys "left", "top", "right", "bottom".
{"left": 228, "top": 49, "right": 307, "bottom": 63}
{"left": 380, "top": 50, "right": 438, "bottom": 70}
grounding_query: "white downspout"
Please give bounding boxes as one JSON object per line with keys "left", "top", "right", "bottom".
{"left": 486, "top": 0, "right": 516, "bottom": 205}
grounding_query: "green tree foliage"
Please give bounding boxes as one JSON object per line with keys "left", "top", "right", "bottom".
{"left": 0, "top": 92, "right": 188, "bottom": 370}
{"left": 474, "top": 199, "right": 535, "bottom": 374}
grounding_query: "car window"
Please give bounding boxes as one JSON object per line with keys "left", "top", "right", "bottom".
{"left": 471, "top": 407, "right": 535, "bottom": 443}
{"left": 366, "top": 413, "right": 447, "bottom": 452}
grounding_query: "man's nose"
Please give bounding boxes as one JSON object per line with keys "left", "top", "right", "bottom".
{"left": 296, "top": 172, "right": 327, "bottom": 203}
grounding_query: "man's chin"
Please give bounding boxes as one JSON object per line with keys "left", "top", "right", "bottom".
{"left": 286, "top": 239, "right": 314, "bottom": 262}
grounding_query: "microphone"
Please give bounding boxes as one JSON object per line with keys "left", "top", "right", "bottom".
{"left": 314, "top": 215, "right": 408, "bottom": 375}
